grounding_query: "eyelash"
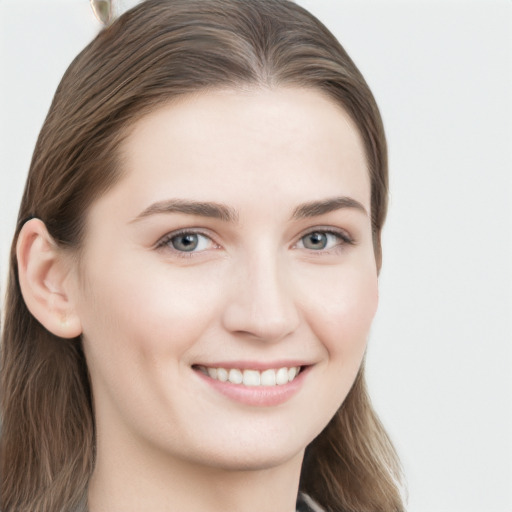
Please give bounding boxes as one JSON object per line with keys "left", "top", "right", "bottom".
{"left": 294, "top": 228, "right": 354, "bottom": 253}
{"left": 155, "top": 227, "right": 354, "bottom": 258}
{"left": 155, "top": 229, "right": 219, "bottom": 258}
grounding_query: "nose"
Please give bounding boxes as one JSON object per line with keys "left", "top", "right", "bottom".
{"left": 221, "top": 252, "right": 300, "bottom": 343}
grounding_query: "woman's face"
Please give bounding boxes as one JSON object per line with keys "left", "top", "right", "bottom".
{"left": 71, "top": 88, "right": 378, "bottom": 471}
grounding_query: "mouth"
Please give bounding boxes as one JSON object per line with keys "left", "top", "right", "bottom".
{"left": 193, "top": 365, "right": 304, "bottom": 387}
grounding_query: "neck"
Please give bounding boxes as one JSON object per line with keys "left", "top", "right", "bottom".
{"left": 88, "top": 431, "right": 304, "bottom": 512}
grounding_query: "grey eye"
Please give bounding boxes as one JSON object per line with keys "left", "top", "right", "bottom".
{"left": 171, "top": 234, "right": 200, "bottom": 252}
{"left": 165, "top": 232, "right": 213, "bottom": 253}
{"left": 301, "top": 232, "right": 328, "bottom": 250}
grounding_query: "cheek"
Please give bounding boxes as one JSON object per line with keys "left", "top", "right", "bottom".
{"left": 300, "top": 264, "right": 379, "bottom": 358}
{"left": 75, "top": 258, "right": 225, "bottom": 433}
{"left": 293, "top": 263, "right": 378, "bottom": 433}
{"left": 77, "top": 257, "right": 223, "bottom": 361}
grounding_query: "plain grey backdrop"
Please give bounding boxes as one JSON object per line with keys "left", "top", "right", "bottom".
{"left": 1, "top": 1, "right": 511, "bottom": 511}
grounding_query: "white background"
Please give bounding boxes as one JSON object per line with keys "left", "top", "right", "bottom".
{"left": 1, "top": 1, "right": 511, "bottom": 511}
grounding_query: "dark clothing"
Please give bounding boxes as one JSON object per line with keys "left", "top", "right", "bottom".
{"left": 296, "top": 493, "right": 325, "bottom": 512}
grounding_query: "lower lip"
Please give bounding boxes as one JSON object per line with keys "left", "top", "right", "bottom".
{"left": 194, "top": 367, "right": 309, "bottom": 407}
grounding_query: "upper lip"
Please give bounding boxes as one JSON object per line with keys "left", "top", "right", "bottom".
{"left": 193, "top": 360, "right": 312, "bottom": 371}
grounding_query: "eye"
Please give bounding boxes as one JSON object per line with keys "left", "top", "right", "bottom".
{"left": 157, "top": 231, "right": 216, "bottom": 254}
{"left": 296, "top": 230, "right": 352, "bottom": 251}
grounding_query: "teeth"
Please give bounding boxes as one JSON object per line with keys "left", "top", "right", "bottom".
{"left": 243, "top": 369, "right": 260, "bottom": 386}
{"left": 228, "top": 368, "right": 243, "bottom": 384}
{"left": 276, "top": 367, "right": 289, "bottom": 385}
{"left": 216, "top": 368, "right": 228, "bottom": 382}
{"left": 200, "top": 366, "right": 301, "bottom": 387}
{"left": 260, "top": 369, "right": 276, "bottom": 386}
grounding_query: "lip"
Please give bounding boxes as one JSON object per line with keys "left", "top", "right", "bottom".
{"left": 193, "top": 363, "right": 311, "bottom": 407}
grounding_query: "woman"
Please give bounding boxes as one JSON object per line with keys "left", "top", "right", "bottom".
{"left": 0, "top": 1, "right": 404, "bottom": 511}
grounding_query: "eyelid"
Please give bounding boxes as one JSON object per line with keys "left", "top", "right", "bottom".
{"left": 153, "top": 225, "right": 354, "bottom": 257}
{"left": 304, "top": 226, "right": 354, "bottom": 242}
{"left": 293, "top": 226, "right": 355, "bottom": 250}
{"left": 154, "top": 228, "right": 220, "bottom": 256}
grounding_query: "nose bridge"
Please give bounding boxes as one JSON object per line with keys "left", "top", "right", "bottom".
{"left": 222, "top": 246, "right": 300, "bottom": 342}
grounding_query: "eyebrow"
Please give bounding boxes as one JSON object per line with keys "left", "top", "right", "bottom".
{"left": 291, "top": 196, "right": 368, "bottom": 219}
{"left": 131, "top": 199, "right": 239, "bottom": 223}
{"left": 131, "top": 195, "right": 367, "bottom": 224}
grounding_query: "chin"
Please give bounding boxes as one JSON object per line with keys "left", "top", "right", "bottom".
{"left": 196, "top": 445, "right": 305, "bottom": 473}
{"left": 176, "top": 424, "right": 316, "bottom": 473}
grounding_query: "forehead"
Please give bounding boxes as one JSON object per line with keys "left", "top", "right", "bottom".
{"left": 102, "top": 87, "right": 370, "bottom": 218}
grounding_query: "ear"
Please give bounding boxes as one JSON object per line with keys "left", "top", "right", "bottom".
{"left": 16, "top": 218, "right": 82, "bottom": 339}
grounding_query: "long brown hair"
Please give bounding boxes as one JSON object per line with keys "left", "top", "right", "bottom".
{"left": 0, "top": 1, "right": 403, "bottom": 510}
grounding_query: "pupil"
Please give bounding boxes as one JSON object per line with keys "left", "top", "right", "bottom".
{"left": 305, "top": 232, "right": 327, "bottom": 249}
{"left": 172, "top": 234, "right": 198, "bottom": 252}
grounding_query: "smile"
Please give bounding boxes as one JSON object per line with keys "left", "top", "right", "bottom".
{"left": 195, "top": 365, "right": 302, "bottom": 387}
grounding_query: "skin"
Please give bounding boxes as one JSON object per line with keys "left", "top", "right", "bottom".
{"left": 18, "top": 87, "right": 378, "bottom": 512}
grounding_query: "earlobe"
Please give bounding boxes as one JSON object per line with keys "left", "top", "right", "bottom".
{"left": 16, "top": 219, "right": 82, "bottom": 339}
